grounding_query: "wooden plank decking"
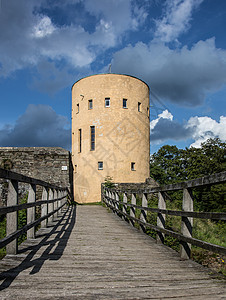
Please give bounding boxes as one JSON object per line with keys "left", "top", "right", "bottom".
{"left": 0, "top": 205, "right": 225, "bottom": 299}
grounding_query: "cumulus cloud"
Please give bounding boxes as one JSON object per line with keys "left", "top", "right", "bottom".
{"left": 0, "top": 105, "right": 71, "bottom": 149}
{"left": 32, "top": 16, "right": 56, "bottom": 38}
{"left": 150, "top": 110, "right": 192, "bottom": 142}
{"left": 150, "top": 109, "right": 173, "bottom": 129}
{"left": 112, "top": 38, "right": 226, "bottom": 106}
{"left": 150, "top": 110, "right": 226, "bottom": 147}
{"left": 186, "top": 116, "right": 226, "bottom": 147}
{"left": 0, "top": 0, "right": 146, "bottom": 79}
{"left": 84, "top": 0, "right": 142, "bottom": 33}
{"left": 154, "top": 0, "right": 203, "bottom": 43}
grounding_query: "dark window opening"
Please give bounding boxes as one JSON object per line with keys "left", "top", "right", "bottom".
{"left": 123, "top": 98, "right": 127, "bottom": 108}
{"left": 105, "top": 97, "right": 110, "bottom": 107}
{"left": 131, "top": 162, "right": 136, "bottom": 171}
{"left": 88, "top": 99, "right": 93, "bottom": 110}
{"left": 77, "top": 103, "right": 79, "bottom": 113}
{"left": 138, "top": 102, "right": 141, "bottom": 112}
{"left": 90, "top": 126, "right": 95, "bottom": 151}
{"left": 98, "top": 161, "right": 103, "bottom": 170}
{"left": 78, "top": 129, "right": 82, "bottom": 153}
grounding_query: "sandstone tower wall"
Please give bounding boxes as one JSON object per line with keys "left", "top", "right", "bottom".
{"left": 71, "top": 74, "right": 150, "bottom": 203}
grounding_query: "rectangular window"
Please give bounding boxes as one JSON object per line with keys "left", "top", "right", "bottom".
{"left": 147, "top": 107, "right": 149, "bottom": 117}
{"left": 138, "top": 102, "right": 141, "bottom": 112}
{"left": 131, "top": 162, "right": 136, "bottom": 171}
{"left": 98, "top": 161, "right": 103, "bottom": 170}
{"left": 74, "top": 165, "right": 77, "bottom": 173}
{"left": 123, "top": 98, "right": 127, "bottom": 108}
{"left": 77, "top": 103, "right": 79, "bottom": 113}
{"left": 90, "top": 126, "right": 95, "bottom": 151}
{"left": 78, "top": 129, "right": 82, "bottom": 153}
{"left": 105, "top": 97, "right": 110, "bottom": 107}
{"left": 88, "top": 99, "right": 93, "bottom": 110}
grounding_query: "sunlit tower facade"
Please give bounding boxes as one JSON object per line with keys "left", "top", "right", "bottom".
{"left": 71, "top": 74, "right": 150, "bottom": 203}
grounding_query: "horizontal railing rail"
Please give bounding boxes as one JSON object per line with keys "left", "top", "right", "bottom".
{"left": 102, "top": 172, "right": 226, "bottom": 259}
{"left": 0, "top": 168, "right": 71, "bottom": 255}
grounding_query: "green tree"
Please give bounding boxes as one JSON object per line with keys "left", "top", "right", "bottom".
{"left": 150, "top": 145, "right": 187, "bottom": 184}
{"left": 150, "top": 138, "right": 226, "bottom": 212}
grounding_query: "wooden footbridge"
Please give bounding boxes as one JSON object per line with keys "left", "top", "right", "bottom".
{"left": 0, "top": 169, "right": 226, "bottom": 299}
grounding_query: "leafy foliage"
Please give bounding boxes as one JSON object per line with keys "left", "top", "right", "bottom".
{"left": 150, "top": 138, "right": 226, "bottom": 212}
{"left": 104, "top": 176, "right": 115, "bottom": 188}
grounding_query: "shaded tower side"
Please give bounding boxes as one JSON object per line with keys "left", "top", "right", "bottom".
{"left": 72, "top": 74, "right": 150, "bottom": 203}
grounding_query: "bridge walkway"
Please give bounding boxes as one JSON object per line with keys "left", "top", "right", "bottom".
{"left": 0, "top": 205, "right": 225, "bottom": 299}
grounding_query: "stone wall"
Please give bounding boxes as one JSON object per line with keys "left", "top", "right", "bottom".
{"left": 0, "top": 147, "right": 73, "bottom": 206}
{"left": 114, "top": 177, "right": 159, "bottom": 190}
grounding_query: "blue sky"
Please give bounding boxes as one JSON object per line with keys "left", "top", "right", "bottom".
{"left": 0, "top": 0, "right": 225, "bottom": 154}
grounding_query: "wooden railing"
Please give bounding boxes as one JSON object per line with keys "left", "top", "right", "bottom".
{"left": 0, "top": 168, "right": 71, "bottom": 255}
{"left": 102, "top": 172, "right": 226, "bottom": 259}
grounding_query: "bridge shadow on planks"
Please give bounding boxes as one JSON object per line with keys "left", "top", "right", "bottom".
{"left": 0, "top": 205, "right": 76, "bottom": 291}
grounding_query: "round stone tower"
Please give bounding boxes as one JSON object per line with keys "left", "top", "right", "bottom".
{"left": 71, "top": 74, "right": 150, "bottom": 203}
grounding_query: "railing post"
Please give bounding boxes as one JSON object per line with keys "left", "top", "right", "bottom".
{"left": 130, "top": 193, "right": 136, "bottom": 226}
{"left": 110, "top": 191, "right": 114, "bottom": 210}
{"left": 112, "top": 191, "right": 117, "bottom": 214}
{"left": 157, "top": 191, "right": 166, "bottom": 244}
{"left": 27, "top": 184, "right": 36, "bottom": 239}
{"left": 60, "top": 190, "right": 64, "bottom": 210}
{"left": 62, "top": 190, "right": 67, "bottom": 207}
{"left": 109, "top": 191, "right": 114, "bottom": 211}
{"left": 54, "top": 189, "right": 58, "bottom": 219}
{"left": 122, "top": 192, "right": 128, "bottom": 221}
{"left": 140, "top": 193, "right": 148, "bottom": 232}
{"left": 180, "top": 188, "right": 193, "bottom": 259}
{"left": 115, "top": 191, "right": 119, "bottom": 215}
{"left": 6, "top": 180, "right": 19, "bottom": 254}
{"left": 106, "top": 190, "right": 109, "bottom": 205}
{"left": 48, "top": 188, "right": 54, "bottom": 223}
{"left": 57, "top": 190, "right": 61, "bottom": 214}
{"left": 41, "top": 187, "right": 48, "bottom": 228}
{"left": 101, "top": 184, "right": 104, "bottom": 204}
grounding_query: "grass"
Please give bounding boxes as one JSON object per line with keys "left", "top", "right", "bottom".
{"left": 193, "top": 219, "right": 226, "bottom": 247}
{"left": 192, "top": 219, "right": 226, "bottom": 276}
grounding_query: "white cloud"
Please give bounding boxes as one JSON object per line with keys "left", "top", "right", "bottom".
{"left": 0, "top": 0, "right": 145, "bottom": 78}
{"left": 186, "top": 116, "right": 226, "bottom": 147}
{"left": 112, "top": 38, "right": 226, "bottom": 106}
{"left": 154, "top": 0, "right": 203, "bottom": 43}
{"left": 84, "top": 0, "right": 146, "bottom": 34}
{"left": 150, "top": 109, "right": 226, "bottom": 147}
{"left": 150, "top": 109, "right": 192, "bottom": 142}
{"left": 32, "top": 16, "right": 56, "bottom": 38}
{"left": 150, "top": 109, "right": 173, "bottom": 129}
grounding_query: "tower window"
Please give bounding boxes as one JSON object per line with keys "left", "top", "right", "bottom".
{"left": 123, "top": 98, "right": 127, "bottom": 108}
{"left": 78, "top": 129, "right": 82, "bottom": 153}
{"left": 90, "top": 126, "right": 95, "bottom": 151}
{"left": 74, "top": 165, "right": 77, "bottom": 173}
{"left": 138, "top": 102, "right": 141, "bottom": 112}
{"left": 98, "top": 161, "right": 103, "bottom": 170}
{"left": 105, "top": 97, "right": 110, "bottom": 107}
{"left": 131, "top": 162, "right": 136, "bottom": 171}
{"left": 147, "top": 107, "right": 149, "bottom": 117}
{"left": 77, "top": 103, "right": 79, "bottom": 113}
{"left": 88, "top": 99, "right": 93, "bottom": 110}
